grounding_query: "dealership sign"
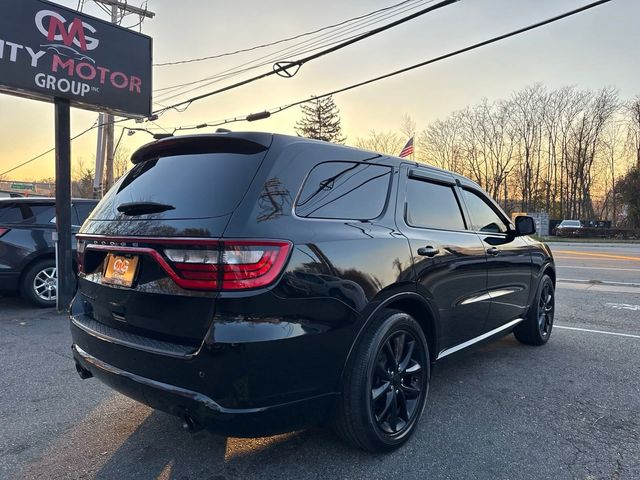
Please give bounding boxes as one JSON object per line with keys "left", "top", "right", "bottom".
{"left": 0, "top": 0, "right": 152, "bottom": 117}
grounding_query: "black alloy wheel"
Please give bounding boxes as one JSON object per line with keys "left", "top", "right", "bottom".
{"left": 334, "top": 309, "right": 430, "bottom": 452}
{"left": 371, "top": 330, "right": 425, "bottom": 435}
{"left": 537, "top": 281, "right": 554, "bottom": 338}
{"left": 514, "top": 274, "right": 555, "bottom": 346}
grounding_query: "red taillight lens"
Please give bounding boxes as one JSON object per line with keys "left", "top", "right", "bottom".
{"left": 0, "top": 227, "right": 9, "bottom": 237}
{"left": 221, "top": 242, "right": 290, "bottom": 290}
{"left": 164, "top": 241, "right": 291, "bottom": 291}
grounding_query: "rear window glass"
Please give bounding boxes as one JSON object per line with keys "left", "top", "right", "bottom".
{"left": 296, "top": 161, "right": 391, "bottom": 220}
{"left": 405, "top": 179, "right": 465, "bottom": 230}
{"left": 91, "top": 152, "right": 266, "bottom": 219}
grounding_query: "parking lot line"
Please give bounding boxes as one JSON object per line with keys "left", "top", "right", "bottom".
{"left": 555, "top": 325, "right": 640, "bottom": 339}
{"left": 605, "top": 302, "right": 640, "bottom": 311}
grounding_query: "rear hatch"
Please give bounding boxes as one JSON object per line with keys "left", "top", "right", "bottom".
{"left": 76, "top": 133, "right": 289, "bottom": 347}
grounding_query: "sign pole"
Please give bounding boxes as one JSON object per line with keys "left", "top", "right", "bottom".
{"left": 54, "top": 97, "right": 74, "bottom": 312}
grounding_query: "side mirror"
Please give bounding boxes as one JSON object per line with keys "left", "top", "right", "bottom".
{"left": 514, "top": 215, "right": 536, "bottom": 236}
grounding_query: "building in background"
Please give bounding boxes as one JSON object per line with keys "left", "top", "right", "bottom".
{"left": 0, "top": 180, "right": 53, "bottom": 197}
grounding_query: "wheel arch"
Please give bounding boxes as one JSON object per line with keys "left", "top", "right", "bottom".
{"left": 18, "top": 252, "right": 78, "bottom": 286}
{"left": 339, "top": 291, "right": 440, "bottom": 386}
{"left": 18, "top": 252, "right": 56, "bottom": 287}
{"left": 543, "top": 262, "right": 556, "bottom": 287}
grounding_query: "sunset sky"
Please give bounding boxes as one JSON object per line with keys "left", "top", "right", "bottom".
{"left": 0, "top": 0, "right": 637, "bottom": 182}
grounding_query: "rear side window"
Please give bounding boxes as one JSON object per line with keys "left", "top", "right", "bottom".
{"left": 27, "top": 204, "right": 56, "bottom": 224}
{"left": 405, "top": 179, "right": 465, "bottom": 230}
{"left": 0, "top": 203, "right": 55, "bottom": 224}
{"left": 296, "top": 161, "right": 391, "bottom": 220}
{"left": 0, "top": 204, "right": 23, "bottom": 223}
{"left": 91, "top": 151, "right": 267, "bottom": 220}
{"left": 461, "top": 189, "right": 508, "bottom": 233}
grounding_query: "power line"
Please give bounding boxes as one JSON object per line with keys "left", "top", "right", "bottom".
{"left": 153, "top": 0, "right": 458, "bottom": 116}
{"left": 164, "top": 0, "right": 613, "bottom": 133}
{"left": 0, "top": 123, "right": 97, "bottom": 177}
{"left": 153, "top": 0, "right": 432, "bottom": 101}
{"left": 153, "top": 32, "right": 365, "bottom": 103}
{"left": 154, "top": 0, "right": 425, "bottom": 67}
{"left": 0, "top": 117, "right": 133, "bottom": 178}
{"left": 153, "top": 0, "right": 447, "bottom": 106}
{"left": 6, "top": 0, "right": 611, "bottom": 177}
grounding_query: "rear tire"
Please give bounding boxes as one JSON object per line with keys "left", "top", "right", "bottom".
{"left": 334, "top": 309, "right": 430, "bottom": 452}
{"left": 21, "top": 259, "right": 57, "bottom": 308}
{"left": 514, "top": 274, "right": 555, "bottom": 346}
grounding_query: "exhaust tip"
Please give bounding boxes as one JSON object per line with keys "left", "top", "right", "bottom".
{"left": 75, "top": 361, "right": 93, "bottom": 380}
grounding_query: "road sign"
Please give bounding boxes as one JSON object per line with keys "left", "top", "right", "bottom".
{"left": 10, "top": 182, "right": 35, "bottom": 191}
{"left": 0, "top": 0, "right": 153, "bottom": 311}
{"left": 0, "top": 0, "right": 152, "bottom": 117}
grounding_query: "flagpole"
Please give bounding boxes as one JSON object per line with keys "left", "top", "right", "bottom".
{"left": 411, "top": 130, "right": 415, "bottom": 161}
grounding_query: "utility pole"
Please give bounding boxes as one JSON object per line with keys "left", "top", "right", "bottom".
{"left": 92, "top": 113, "right": 105, "bottom": 198}
{"left": 92, "top": 0, "right": 155, "bottom": 194}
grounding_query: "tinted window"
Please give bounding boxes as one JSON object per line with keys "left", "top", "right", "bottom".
{"left": 462, "top": 189, "right": 508, "bottom": 233}
{"left": 405, "top": 179, "right": 465, "bottom": 230}
{"left": 0, "top": 204, "right": 23, "bottom": 223}
{"left": 296, "top": 162, "right": 391, "bottom": 220}
{"left": 91, "top": 152, "right": 267, "bottom": 220}
{"left": 74, "top": 202, "right": 96, "bottom": 224}
{"left": 561, "top": 220, "right": 580, "bottom": 227}
{"left": 28, "top": 204, "right": 56, "bottom": 224}
{"left": 0, "top": 203, "right": 55, "bottom": 224}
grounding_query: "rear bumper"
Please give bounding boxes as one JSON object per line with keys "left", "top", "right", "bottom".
{"left": 72, "top": 343, "right": 337, "bottom": 437}
{"left": 0, "top": 271, "right": 19, "bottom": 291}
{"left": 68, "top": 283, "right": 361, "bottom": 436}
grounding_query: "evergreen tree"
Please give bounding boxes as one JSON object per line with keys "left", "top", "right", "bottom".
{"left": 295, "top": 96, "right": 345, "bottom": 143}
{"left": 617, "top": 166, "right": 640, "bottom": 228}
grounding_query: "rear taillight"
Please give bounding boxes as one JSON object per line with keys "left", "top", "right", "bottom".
{"left": 164, "top": 241, "right": 291, "bottom": 291}
{"left": 0, "top": 227, "right": 8, "bottom": 237}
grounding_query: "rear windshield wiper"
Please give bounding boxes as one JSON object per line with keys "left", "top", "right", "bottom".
{"left": 117, "top": 201, "right": 175, "bottom": 216}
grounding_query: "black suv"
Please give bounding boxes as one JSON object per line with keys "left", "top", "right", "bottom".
{"left": 0, "top": 197, "right": 97, "bottom": 307}
{"left": 70, "top": 132, "right": 555, "bottom": 452}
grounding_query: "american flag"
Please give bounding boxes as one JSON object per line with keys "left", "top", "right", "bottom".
{"left": 399, "top": 136, "right": 414, "bottom": 158}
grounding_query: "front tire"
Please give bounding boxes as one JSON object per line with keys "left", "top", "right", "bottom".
{"left": 514, "top": 274, "right": 555, "bottom": 346}
{"left": 334, "top": 309, "right": 430, "bottom": 452}
{"left": 21, "top": 259, "right": 57, "bottom": 308}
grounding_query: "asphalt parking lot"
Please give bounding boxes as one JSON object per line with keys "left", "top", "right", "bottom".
{"left": 1, "top": 242, "right": 639, "bottom": 480}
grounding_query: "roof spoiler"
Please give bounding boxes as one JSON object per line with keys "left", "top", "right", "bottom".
{"left": 131, "top": 132, "right": 273, "bottom": 164}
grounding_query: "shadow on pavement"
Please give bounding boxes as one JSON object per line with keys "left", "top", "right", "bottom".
{"left": 11, "top": 322, "right": 640, "bottom": 480}
{"left": 16, "top": 336, "right": 531, "bottom": 480}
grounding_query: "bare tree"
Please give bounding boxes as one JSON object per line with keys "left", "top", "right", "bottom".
{"left": 627, "top": 97, "right": 640, "bottom": 169}
{"left": 72, "top": 158, "right": 95, "bottom": 198}
{"left": 114, "top": 147, "right": 131, "bottom": 180}
{"left": 355, "top": 130, "right": 405, "bottom": 156}
{"left": 411, "top": 84, "right": 631, "bottom": 220}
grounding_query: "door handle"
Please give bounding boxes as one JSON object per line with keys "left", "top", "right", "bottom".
{"left": 487, "top": 247, "right": 500, "bottom": 256}
{"left": 417, "top": 246, "right": 439, "bottom": 257}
